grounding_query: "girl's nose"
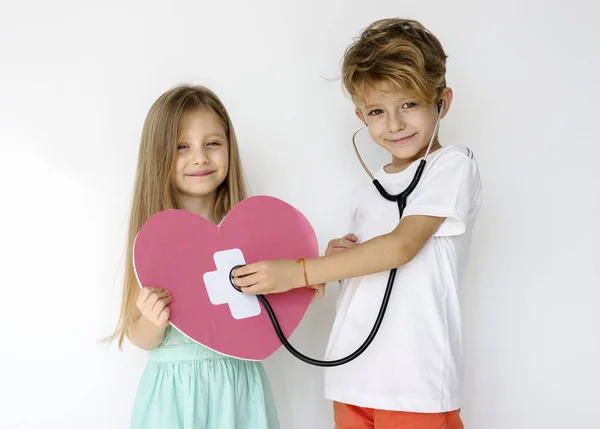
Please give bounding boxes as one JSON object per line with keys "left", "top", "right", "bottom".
{"left": 192, "top": 147, "right": 210, "bottom": 164}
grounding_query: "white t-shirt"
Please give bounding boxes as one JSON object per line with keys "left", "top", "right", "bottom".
{"left": 323, "top": 145, "right": 482, "bottom": 413}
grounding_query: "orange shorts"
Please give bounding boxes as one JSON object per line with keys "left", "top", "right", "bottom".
{"left": 333, "top": 401, "right": 464, "bottom": 429}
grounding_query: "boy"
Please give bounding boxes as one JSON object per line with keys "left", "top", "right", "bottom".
{"left": 233, "top": 18, "right": 482, "bottom": 429}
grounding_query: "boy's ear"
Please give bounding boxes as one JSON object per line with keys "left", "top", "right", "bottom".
{"left": 438, "top": 87, "right": 454, "bottom": 119}
{"left": 355, "top": 108, "right": 366, "bottom": 124}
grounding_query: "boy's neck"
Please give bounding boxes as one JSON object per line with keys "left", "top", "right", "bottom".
{"left": 386, "top": 157, "right": 413, "bottom": 174}
{"left": 180, "top": 192, "right": 218, "bottom": 224}
{"left": 386, "top": 140, "right": 442, "bottom": 174}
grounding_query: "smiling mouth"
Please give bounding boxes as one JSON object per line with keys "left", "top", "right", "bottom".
{"left": 388, "top": 133, "right": 416, "bottom": 144}
{"left": 187, "top": 171, "right": 215, "bottom": 177}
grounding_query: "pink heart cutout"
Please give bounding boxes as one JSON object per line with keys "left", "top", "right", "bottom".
{"left": 133, "top": 195, "right": 318, "bottom": 360}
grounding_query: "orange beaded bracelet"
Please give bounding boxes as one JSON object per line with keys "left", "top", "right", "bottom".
{"left": 295, "top": 258, "right": 310, "bottom": 288}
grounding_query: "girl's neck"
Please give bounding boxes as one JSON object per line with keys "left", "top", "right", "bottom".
{"left": 180, "top": 192, "right": 218, "bottom": 224}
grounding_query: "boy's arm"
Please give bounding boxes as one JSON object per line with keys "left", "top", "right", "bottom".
{"left": 233, "top": 152, "right": 478, "bottom": 295}
{"left": 232, "top": 214, "right": 444, "bottom": 294}
{"left": 305, "top": 214, "right": 444, "bottom": 285}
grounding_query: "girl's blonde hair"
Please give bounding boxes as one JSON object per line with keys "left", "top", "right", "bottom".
{"left": 107, "top": 84, "right": 247, "bottom": 348}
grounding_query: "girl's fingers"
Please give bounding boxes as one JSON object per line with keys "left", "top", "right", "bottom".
{"left": 343, "top": 233, "right": 358, "bottom": 242}
{"left": 146, "top": 292, "right": 161, "bottom": 309}
{"left": 140, "top": 287, "right": 168, "bottom": 304}
{"left": 335, "top": 238, "right": 356, "bottom": 248}
{"left": 157, "top": 306, "right": 170, "bottom": 326}
{"left": 152, "top": 295, "right": 172, "bottom": 312}
{"left": 139, "top": 286, "right": 158, "bottom": 302}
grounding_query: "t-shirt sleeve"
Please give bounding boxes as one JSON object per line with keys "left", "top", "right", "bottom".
{"left": 402, "top": 151, "right": 482, "bottom": 237}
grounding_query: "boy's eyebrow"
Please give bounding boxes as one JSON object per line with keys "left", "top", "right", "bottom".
{"left": 362, "top": 101, "right": 385, "bottom": 109}
{"left": 362, "top": 96, "right": 411, "bottom": 110}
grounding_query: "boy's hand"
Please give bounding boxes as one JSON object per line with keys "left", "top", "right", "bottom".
{"left": 232, "top": 234, "right": 358, "bottom": 297}
{"left": 136, "top": 287, "right": 172, "bottom": 329}
{"left": 325, "top": 233, "right": 358, "bottom": 256}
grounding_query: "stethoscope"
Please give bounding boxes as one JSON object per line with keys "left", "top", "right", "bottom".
{"left": 230, "top": 101, "right": 444, "bottom": 367}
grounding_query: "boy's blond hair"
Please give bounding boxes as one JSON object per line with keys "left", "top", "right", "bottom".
{"left": 342, "top": 18, "right": 448, "bottom": 105}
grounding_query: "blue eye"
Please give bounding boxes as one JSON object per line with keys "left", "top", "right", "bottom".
{"left": 177, "top": 143, "right": 188, "bottom": 150}
{"left": 369, "top": 109, "right": 384, "bottom": 116}
{"left": 207, "top": 141, "right": 220, "bottom": 147}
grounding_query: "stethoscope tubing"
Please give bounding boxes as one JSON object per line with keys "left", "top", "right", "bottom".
{"left": 231, "top": 103, "right": 444, "bottom": 367}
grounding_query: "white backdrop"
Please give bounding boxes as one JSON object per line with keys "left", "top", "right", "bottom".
{"left": 1, "top": 0, "right": 599, "bottom": 428}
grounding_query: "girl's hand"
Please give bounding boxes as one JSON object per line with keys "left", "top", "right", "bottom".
{"left": 136, "top": 287, "right": 172, "bottom": 329}
{"left": 325, "top": 233, "right": 358, "bottom": 256}
{"left": 325, "top": 233, "right": 358, "bottom": 284}
{"left": 303, "top": 234, "right": 358, "bottom": 300}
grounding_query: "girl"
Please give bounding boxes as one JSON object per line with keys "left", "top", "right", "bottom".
{"left": 107, "top": 84, "right": 280, "bottom": 429}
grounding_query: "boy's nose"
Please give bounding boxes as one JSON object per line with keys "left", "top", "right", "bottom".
{"left": 387, "top": 114, "right": 405, "bottom": 133}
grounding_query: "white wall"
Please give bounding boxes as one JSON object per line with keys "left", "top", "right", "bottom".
{"left": 1, "top": 0, "right": 599, "bottom": 427}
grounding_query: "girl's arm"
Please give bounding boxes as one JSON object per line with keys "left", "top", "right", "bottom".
{"left": 129, "top": 287, "right": 172, "bottom": 350}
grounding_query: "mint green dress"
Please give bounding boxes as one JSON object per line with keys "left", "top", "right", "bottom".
{"left": 129, "top": 325, "right": 280, "bottom": 429}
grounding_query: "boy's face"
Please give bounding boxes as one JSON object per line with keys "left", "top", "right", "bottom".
{"left": 355, "top": 82, "right": 452, "bottom": 170}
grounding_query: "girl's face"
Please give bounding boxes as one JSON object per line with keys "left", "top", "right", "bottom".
{"left": 172, "top": 108, "right": 229, "bottom": 212}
